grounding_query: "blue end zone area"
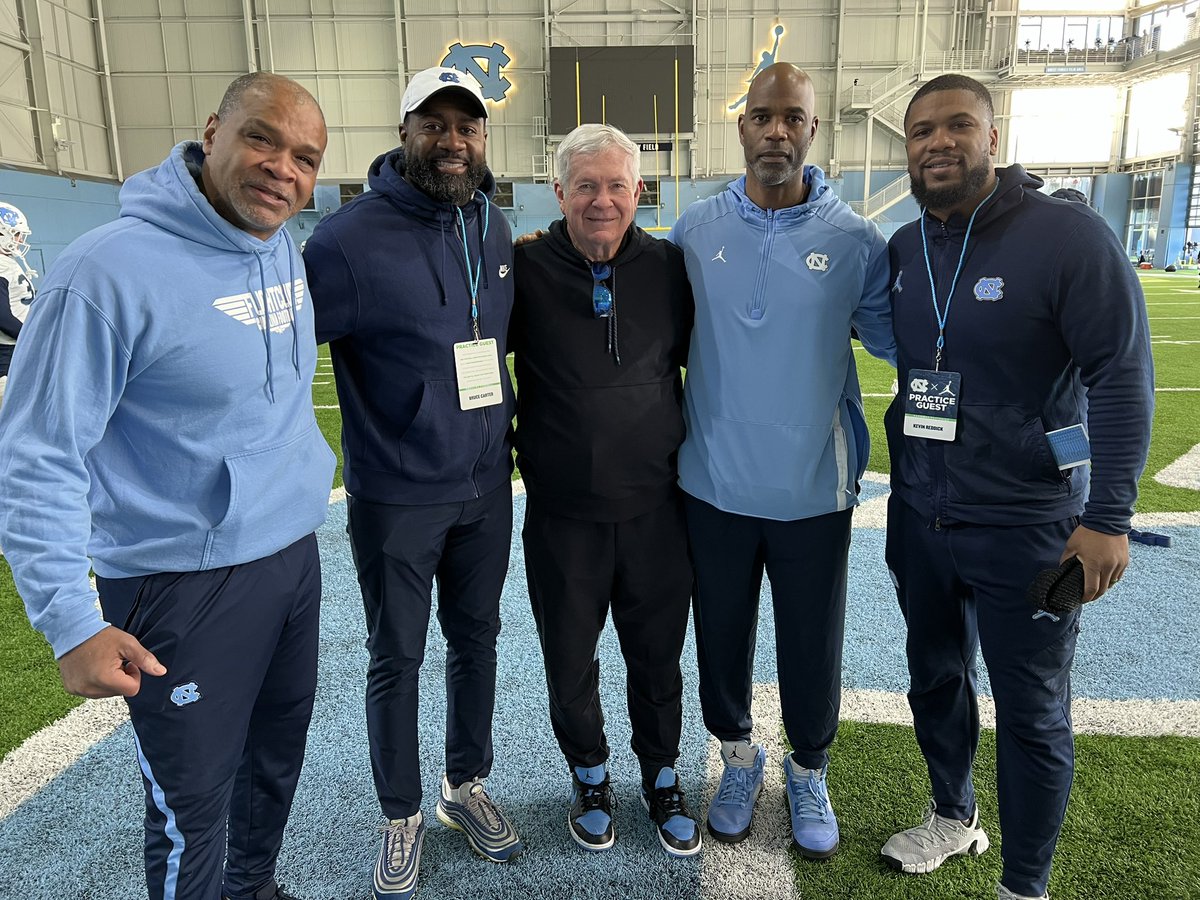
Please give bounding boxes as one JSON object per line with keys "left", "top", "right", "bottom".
{"left": 0, "top": 487, "right": 1195, "bottom": 898}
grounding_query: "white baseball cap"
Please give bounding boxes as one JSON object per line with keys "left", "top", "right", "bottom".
{"left": 400, "top": 67, "right": 488, "bottom": 120}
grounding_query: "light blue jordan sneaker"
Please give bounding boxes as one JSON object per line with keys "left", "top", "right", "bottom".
{"left": 706, "top": 741, "right": 766, "bottom": 843}
{"left": 783, "top": 755, "right": 839, "bottom": 859}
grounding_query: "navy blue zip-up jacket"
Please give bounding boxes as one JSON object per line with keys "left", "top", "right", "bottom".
{"left": 304, "top": 148, "right": 515, "bottom": 505}
{"left": 886, "top": 165, "right": 1153, "bottom": 534}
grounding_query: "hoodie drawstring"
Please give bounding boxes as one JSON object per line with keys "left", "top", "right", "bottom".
{"left": 455, "top": 192, "right": 490, "bottom": 341}
{"left": 608, "top": 267, "right": 621, "bottom": 366}
{"left": 439, "top": 216, "right": 449, "bottom": 305}
{"left": 253, "top": 250, "right": 276, "bottom": 403}
{"left": 282, "top": 229, "right": 301, "bottom": 381}
{"left": 251, "top": 239, "right": 304, "bottom": 404}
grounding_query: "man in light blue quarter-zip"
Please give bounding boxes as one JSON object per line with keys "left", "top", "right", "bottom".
{"left": 0, "top": 73, "right": 333, "bottom": 900}
{"left": 668, "top": 63, "right": 896, "bottom": 859}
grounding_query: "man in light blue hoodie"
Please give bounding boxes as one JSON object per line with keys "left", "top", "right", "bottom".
{"left": 0, "top": 73, "right": 334, "bottom": 900}
{"left": 668, "top": 63, "right": 895, "bottom": 859}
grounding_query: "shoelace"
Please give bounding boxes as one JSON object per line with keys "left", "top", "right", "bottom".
{"left": 461, "top": 782, "right": 503, "bottom": 829}
{"left": 908, "top": 804, "right": 961, "bottom": 848}
{"left": 715, "top": 765, "right": 753, "bottom": 805}
{"left": 379, "top": 818, "right": 420, "bottom": 867}
{"left": 790, "top": 770, "right": 831, "bottom": 823}
{"left": 577, "top": 781, "right": 612, "bottom": 813}
{"left": 650, "top": 786, "right": 690, "bottom": 821}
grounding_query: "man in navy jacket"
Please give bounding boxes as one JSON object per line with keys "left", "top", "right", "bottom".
{"left": 881, "top": 74, "right": 1153, "bottom": 900}
{"left": 304, "top": 67, "right": 521, "bottom": 900}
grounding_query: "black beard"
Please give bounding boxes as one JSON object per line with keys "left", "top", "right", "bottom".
{"left": 910, "top": 157, "right": 993, "bottom": 214}
{"left": 405, "top": 154, "right": 487, "bottom": 205}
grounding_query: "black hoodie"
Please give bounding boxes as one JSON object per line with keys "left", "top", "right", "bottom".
{"left": 510, "top": 220, "right": 692, "bottom": 522}
{"left": 304, "top": 148, "right": 516, "bottom": 505}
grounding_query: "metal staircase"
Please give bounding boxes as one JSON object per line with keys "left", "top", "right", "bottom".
{"left": 841, "top": 63, "right": 919, "bottom": 123}
{"left": 848, "top": 174, "right": 913, "bottom": 219}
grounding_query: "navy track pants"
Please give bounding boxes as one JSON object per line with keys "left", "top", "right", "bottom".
{"left": 886, "top": 495, "right": 1080, "bottom": 898}
{"left": 96, "top": 533, "right": 321, "bottom": 900}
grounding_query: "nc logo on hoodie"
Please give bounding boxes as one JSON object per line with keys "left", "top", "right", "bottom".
{"left": 170, "top": 682, "right": 202, "bottom": 707}
{"left": 974, "top": 277, "right": 1004, "bottom": 302}
{"left": 213, "top": 279, "right": 305, "bottom": 333}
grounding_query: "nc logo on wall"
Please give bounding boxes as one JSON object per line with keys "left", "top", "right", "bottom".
{"left": 729, "top": 24, "right": 785, "bottom": 111}
{"left": 441, "top": 42, "right": 512, "bottom": 102}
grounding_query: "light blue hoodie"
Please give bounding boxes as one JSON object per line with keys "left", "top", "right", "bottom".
{"left": 668, "top": 166, "right": 895, "bottom": 521}
{"left": 0, "top": 142, "right": 336, "bottom": 657}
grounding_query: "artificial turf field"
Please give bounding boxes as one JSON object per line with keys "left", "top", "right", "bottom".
{"left": 0, "top": 270, "right": 1196, "bottom": 899}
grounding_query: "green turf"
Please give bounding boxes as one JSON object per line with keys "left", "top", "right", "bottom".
{"left": 0, "top": 562, "right": 83, "bottom": 757}
{"left": 788, "top": 722, "right": 1200, "bottom": 900}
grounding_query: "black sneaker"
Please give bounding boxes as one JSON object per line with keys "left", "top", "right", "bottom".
{"left": 641, "top": 767, "right": 702, "bottom": 857}
{"left": 569, "top": 764, "right": 616, "bottom": 851}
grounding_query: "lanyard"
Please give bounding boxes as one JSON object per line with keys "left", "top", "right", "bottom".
{"left": 919, "top": 181, "right": 998, "bottom": 371}
{"left": 455, "top": 191, "right": 490, "bottom": 341}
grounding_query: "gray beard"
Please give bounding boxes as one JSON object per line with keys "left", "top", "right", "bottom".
{"left": 910, "top": 158, "right": 993, "bottom": 214}
{"left": 406, "top": 155, "right": 487, "bottom": 206}
{"left": 748, "top": 156, "right": 803, "bottom": 188}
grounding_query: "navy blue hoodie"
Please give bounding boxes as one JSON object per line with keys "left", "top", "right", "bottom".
{"left": 886, "top": 165, "right": 1153, "bottom": 533}
{"left": 304, "top": 148, "right": 515, "bottom": 504}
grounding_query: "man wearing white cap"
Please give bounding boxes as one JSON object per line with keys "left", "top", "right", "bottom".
{"left": 304, "top": 67, "right": 520, "bottom": 900}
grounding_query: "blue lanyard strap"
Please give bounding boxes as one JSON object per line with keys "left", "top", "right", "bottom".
{"left": 919, "top": 180, "right": 998, "bottom": 371}
{"left": 455, "top": 191, "right": 490, "bottom": 341}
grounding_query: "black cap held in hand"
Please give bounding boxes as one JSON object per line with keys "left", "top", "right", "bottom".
{"left": 1027, "top": 557, "right": 1085, "bottom": 615}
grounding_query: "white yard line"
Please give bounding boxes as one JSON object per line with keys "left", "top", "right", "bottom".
{"left": 0, "top": 697, "right": 128, "bottom": 819}
{"left": 701, "top": 685, "right": 802, "bottom": 900}
{"left": 839, "top": 688, "right": 1200, "bottom": 737}
{"left": 1154, "top": 444, "right": 1200, "bottom": 491}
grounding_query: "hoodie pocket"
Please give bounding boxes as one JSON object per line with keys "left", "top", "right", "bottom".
{"left": 398, "top": 379, "right": 475, "bottom": 484}
{"left": 943, "top": 405, "right": 1067, "bottom": 506}
{"left": 203, "top": 422, "right": 335, "bottom": 568}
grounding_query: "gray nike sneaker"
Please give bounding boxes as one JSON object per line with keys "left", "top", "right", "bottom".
{"left": 880, "top": 800, "right": 989, "bottom": 874}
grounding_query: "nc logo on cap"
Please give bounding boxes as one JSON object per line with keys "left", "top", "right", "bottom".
{"left": 439, "top": 72, "right": 461, "bottom": 84}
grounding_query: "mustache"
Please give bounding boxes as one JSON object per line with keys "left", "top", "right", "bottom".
{"left": 245, "top": 182, "right": 291, "bottom": 202}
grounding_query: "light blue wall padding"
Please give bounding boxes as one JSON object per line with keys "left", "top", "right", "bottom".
{"left": 0, "top": 169, "right": 121, "bottom": 274}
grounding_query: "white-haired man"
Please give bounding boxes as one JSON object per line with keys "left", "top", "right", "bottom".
{"left": 510, "top": 123, "right": 699, "bottom": 857}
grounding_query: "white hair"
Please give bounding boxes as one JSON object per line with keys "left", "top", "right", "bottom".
{"left": 555, "top": 124, "right": 640, "bottom": 190}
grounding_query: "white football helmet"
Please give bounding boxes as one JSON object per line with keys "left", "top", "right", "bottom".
{"left": 0, "top": 202, "right": 32, "bottom": 260}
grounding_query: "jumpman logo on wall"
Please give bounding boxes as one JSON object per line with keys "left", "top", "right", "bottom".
{"left": 728, "top": 25, "right": 785, "bottom": 111}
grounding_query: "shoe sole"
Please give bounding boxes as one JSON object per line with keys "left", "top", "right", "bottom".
{"left": 880, "top": 834, "right": 990, "bottom": 875}
{"left": 707, "top": 820, "right": 751, "bottom": 843}
{"left": 641, "top": 795, "right": 703, "bottom": 858}
{"left": 435, "top": 802, "right": 522, "bottom": 863}
{"left": 566, "top": 808, "right": 616, "bottom": 852}
{"left": 794, "top": 839, "right": 839, "bottom": 860}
